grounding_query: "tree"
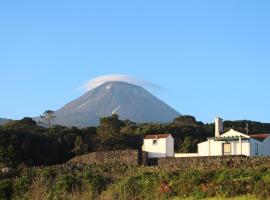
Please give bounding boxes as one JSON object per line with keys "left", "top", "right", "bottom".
{"left": 40, "top": 110, "right": 56, "bottom": 128}
{"left": 180, "top": 137, "right": 193, "bottom": 153}
{"left": 0, "top": 145, "right": 16, "bottom": 167}
{"left": 97, "top": 114, "right": 124, "bottom": 150}
{"left": 4, "top": 117, "right": 37, "bottom": 131}
{"left": 73, "top": 136, "right": 88, "bottom": 156}
{"left": 6, "top": 145, "right": 16, "bottom": 167}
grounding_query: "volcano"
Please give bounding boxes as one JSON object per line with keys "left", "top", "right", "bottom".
{"left": 39, "top": 81, "right": 180, "bottom": 127}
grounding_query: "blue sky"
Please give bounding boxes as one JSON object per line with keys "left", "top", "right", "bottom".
{"left": 0, "top": 1, "right": 270, "bottom": 123}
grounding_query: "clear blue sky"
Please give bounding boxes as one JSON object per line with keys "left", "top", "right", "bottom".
{"left": 0, "top": 0, "right": 270, "bottom": 123}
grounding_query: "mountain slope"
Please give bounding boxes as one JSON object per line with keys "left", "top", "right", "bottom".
{"left": 41, "top": 81, "right": 180, "bottom": 127}
{"left": 0, "top": 118, "right": 9, "bottom": 125}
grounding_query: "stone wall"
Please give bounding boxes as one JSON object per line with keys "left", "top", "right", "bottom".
{"left": 153, "top": 156, "right": 270, "bottom": 170}
{"left": 69, "top": 150, "right": 140, "bottom": 166}
{"left": 69, "top": 150, "right": 270, "bottom": 170}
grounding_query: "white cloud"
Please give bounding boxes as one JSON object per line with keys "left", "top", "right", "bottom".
{"left": 82, "top": 74, "right": 161, "bottom": 91}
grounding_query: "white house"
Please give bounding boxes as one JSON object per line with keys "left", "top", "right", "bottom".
{"left": 142, "top": 134, "right": 174, "bottom": 158}
{"left": 198, "top": 117, "right": 270, "bottom": 157}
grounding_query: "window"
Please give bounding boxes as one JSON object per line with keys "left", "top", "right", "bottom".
{"left": 255, "top": 143, "right": 259, "bottom": 156}
{"left": 223, "top": 143, "right": 231, "bottom": 155}
{"left": 153, "top": 140, "right": 158, "bottom": 145}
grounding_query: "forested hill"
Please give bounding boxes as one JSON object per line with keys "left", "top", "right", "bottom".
{"left": 0, "top": 115, "right": 269, "bottom": 168}
{"left": 223, "top": 120, "right": 270, "bottom": 134}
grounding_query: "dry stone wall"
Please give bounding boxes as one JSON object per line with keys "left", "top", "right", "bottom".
{"left": 70, "top": 150, "right": 270, "bottom": 170}
{"left": 69, "top": 150, "right": 140, "bottom": 166}
{"left": 154, "top": 156, "right": 270, "bottom": 170}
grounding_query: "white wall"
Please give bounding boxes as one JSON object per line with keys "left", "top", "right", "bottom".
{"left": 166, "top": 136, "right": 174, "bottom": 157}
{"left": 262, "top": 137, "right": 270, "bottom": 156}
{"left": 198, "top": 139, "right": 251, "bottom": 157}
{"left": 198, "top": 140, "right": 223, "bottom": 156}
{"left": 175, "top": 153, "right": 199, "bottom": 158}
{"left": 143, "top": 138, "right": 167, "bottom": 158}
{"left": 250, "top": 139, "right": 262, "bottom": 156}
{"left": 231, "top": 140, "right": 250, "bottom": 156}
{"left": 143, "top": 136, "right": 175, "bottom": 158}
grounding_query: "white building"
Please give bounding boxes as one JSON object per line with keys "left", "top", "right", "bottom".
{"left": 198, "top": 117, "right": 270, "bottom": 157}
{"left": 142, "top": 134, "right": 174, "bottom": 158}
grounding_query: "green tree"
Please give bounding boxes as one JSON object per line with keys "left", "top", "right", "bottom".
{"left": 0, "top": 179, "right": 13, "bottom": 200}
{"left": 4, "top": 117, "right": 37, "bottom": 131}
{"left": 180, "top": 137, "right": 193, "bottom": 153}
{"left": 73, "top": 136, "right": 88, "bottom": 156}
{"left": 0, "top": 145, "right": 16, "bottom": 167}
{"left": 40, "top": 110, "right": 56, "bottom": 128}
{"left": 0, "top": 146, "right": 5, "bottom": 165}
{"left": 97, "top": 114, "right": 124, "bottom": 149}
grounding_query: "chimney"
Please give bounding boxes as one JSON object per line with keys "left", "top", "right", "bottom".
{"left": 215, "top": 117, "right": 223, "bottom": 137}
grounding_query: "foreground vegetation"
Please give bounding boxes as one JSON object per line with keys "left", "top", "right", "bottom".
{"left": 1, "top": 115, "right": 270, "bottom": 199}
{"left": 1, "top": 162, "right": 270, "bottom": 200}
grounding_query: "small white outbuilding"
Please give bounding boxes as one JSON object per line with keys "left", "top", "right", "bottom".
{"left": 142, "top": 134, "right": 174, "bottom": 158}
{"left": 198, "top": 117, "right": 270, "bottom": 157}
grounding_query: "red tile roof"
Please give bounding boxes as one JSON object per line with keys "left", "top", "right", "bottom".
{"left": 249, "top": 134, "right": 270, "bottom": 141}
{"left": 144, "top": 134, "right": 171, "bottom": 139}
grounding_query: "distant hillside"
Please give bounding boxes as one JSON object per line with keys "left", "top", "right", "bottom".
{"left": 0, "top": 118, "right": 9, "bottom": 125}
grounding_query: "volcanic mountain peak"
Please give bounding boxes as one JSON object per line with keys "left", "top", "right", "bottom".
{"left": 39, "top": 81, "right": 180, "bottom": 127}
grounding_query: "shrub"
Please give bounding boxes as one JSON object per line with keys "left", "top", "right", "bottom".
{"left": 83, "top": 173, "right": 109, "bottom": 194}
{"left": 40, "top": 167, "right": 57, "bottom": 188}
{"left": 55, "top": 174, "right": 78, "bottom": 193}
{"left": 254, "top": 180, "right": 270, "bottom": 200}
{"left": 114, "top": 172, "right": 160, "bottom": 200}
{"left": 13, "top": 170, "right": 34, "bottom": 199}
{"left": 0, "top": 179, "right": 13, "bottom": 200}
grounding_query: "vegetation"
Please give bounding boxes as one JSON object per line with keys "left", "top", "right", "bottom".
{"left": 0, "top": 115, "right": 270, "bottom": 199}
{"left": 40, "top": 110, "right": 56, "bottom": 128}
{"left": 0, "top": 115, "right": 270, "bottom": 168}
{"left": 1, "top": 162, "right": 270, "bottom": 200}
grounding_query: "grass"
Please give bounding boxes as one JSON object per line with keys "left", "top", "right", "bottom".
{"left": 1, "top": 163, "right": 270, "bottom": 200}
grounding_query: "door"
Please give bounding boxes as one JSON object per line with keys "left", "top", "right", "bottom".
{"left": 223, "top": 143, "right": 231, "bottom": 155}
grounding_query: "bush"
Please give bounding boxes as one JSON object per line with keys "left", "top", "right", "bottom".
{"left": 13, "top": 176, "right": 30, "bottom": 198}
{"left": 254, "top": 180, "right": 270, "bottom": 200}
{"left": 114, "top": 172, "right": 160, "bottom": 200}
{"left": 83, "top": 172, "right": 109, "bottom": 194}
{"left": 55, "top": 174, "right": 78, "bottom": 193}
{"left": 0, "top": 179, "right": 13, "bottom": 200}
{"left": 40, "top": 167, "right": 57, "bottom": 188}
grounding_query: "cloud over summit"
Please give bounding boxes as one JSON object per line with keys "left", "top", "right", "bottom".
{"left": 83, "top": 74, "right": 161, "bottom": 91}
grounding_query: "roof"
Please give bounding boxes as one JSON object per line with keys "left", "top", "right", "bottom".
{"left": 144, "top": 134, "right": 171, "bottom": 139}
{"left": 213, "top": 136, "right": 249, "bottom": 141}
{"left": 249, "top": 134, "right": 270, "bottom": 142}
{"left": 221, "top": 129, "right": 250, "bottom": 139}
{"left": 212, "top": 134, "right": 270, "bottom": 142}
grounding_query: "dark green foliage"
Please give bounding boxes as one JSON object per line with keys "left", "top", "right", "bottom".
{"left": 180, "top": 137, "right": 195, "bottom": 153}
{"left": 114, "top": 172, "right": 160, "bottom": 200}
{"left": 2, "top": 162, "right": 270, "bottom": 199}
{"left": 0, "top": 145, "right": 16, "bottom": 167}
{"left": 73, "top": 136, "right": 88, "bottom": 156}
{"left": 4, "top": 118, "right": 38, "bottom": 132}
{"left": 13, "top": 170, "right": 34, "bottom": 199}
{"left": 97, "top": 114, "right": 124, "bottom": 150}
{"left": 0, "top": 179, "right": 13, "bottom": 200}
{"left": 0, "top": 115, "right": 270, "bottom": 168}
{"left": 83, "top": 172, "right": 109, "bottom": 194}
{"left": 0, "top": 115, "right": 262, "bottom": 199}
{"left": 55, "top": 174, "right": 77, "bottom": 193}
